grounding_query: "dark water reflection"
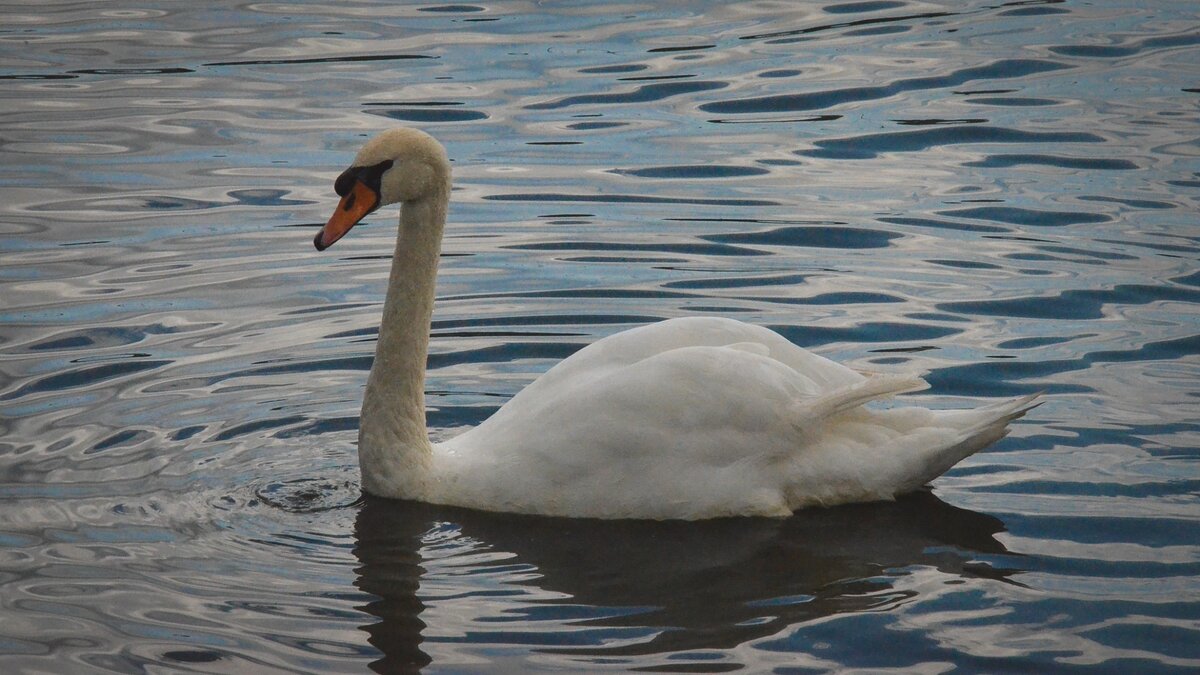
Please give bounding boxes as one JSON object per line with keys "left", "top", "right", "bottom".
{"left": 354, "top": 490, "right": 1016, "bottom": 671}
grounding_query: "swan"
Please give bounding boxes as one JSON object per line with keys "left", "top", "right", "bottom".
{"left": 313, "top": 127, "right": 1039, "bottom": 520}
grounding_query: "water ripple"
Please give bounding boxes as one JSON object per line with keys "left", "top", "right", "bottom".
{"left": 528, "top": 80, "right": 727, "bottom": 110}
{"left": 938, "top": 206, "right": 1112, "bottom": 227}
{"left": 798, "top": 126, "right": 1105, "bottom": 160}
{"left": 700, "top": 59, "right": 1069, "bottom": 114}
{"left": 963, "top": 154, "right": 1138, "bottom": 170}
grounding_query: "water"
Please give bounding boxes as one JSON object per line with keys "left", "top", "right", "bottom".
{"left": 1, "top": 0, "right": 1198, "bottom": 671}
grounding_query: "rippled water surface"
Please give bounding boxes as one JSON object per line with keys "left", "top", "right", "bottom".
{"left": 3, "top": 1, "right": 1199, "bottom": 672}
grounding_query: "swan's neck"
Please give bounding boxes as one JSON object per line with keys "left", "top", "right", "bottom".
{"left": 358, "top": 191, "right": 447, "bottom": 499}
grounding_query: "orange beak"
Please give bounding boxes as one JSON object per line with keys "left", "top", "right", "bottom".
{"left": 314, "top": 180, "right": 380, "bottom": 250}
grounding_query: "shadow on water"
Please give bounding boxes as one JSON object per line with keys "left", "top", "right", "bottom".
{"left": 352, "top": 490, "right": 1018, "bottom": 671}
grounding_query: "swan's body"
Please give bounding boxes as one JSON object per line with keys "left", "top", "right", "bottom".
{"left": 315, "top": 128, "right": 1038, "bottom": 520}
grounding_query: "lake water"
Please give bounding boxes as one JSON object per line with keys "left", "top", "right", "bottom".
{"left": 2, "top": 0, "right": 1198, "bottom": 672}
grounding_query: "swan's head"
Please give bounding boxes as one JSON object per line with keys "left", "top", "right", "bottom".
{"left": 314, "top": 127, "right": 451, "bottom": 250}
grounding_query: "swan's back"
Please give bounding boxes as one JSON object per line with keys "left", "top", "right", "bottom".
{"left": 497, "top": 317, "right": 862, "bottom": 406}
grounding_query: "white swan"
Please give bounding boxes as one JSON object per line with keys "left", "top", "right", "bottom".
{"left": 313, "top": 127, "right": 1039, "bottom": 520}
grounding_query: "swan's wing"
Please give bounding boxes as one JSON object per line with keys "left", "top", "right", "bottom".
{"left": 438, "top": 335, "right": 917, "bottom": 518}
{"left": 458, "top": 316, "right": 868, "bottom": 463}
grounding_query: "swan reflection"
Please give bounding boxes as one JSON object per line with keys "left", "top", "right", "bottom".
{"left": 352, "top": 491, "right": 1018, "bottom": 671}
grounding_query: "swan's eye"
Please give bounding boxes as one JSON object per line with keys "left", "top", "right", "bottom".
{"left": 334, "top": 160, "right": 393, "bottom": 198}
{"left": 358, "top": 159, "right": 394, "bottom": 194}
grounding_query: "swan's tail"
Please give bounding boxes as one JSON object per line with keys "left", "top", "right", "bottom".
{"left": 784, "top": 376, "right": 1040, "bottom": 507}
{"left": 892, "top": 392, "right": 1042, "bottom": 495}
{"left": 792, "top": 372, "right": 930, "bottom": 424}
